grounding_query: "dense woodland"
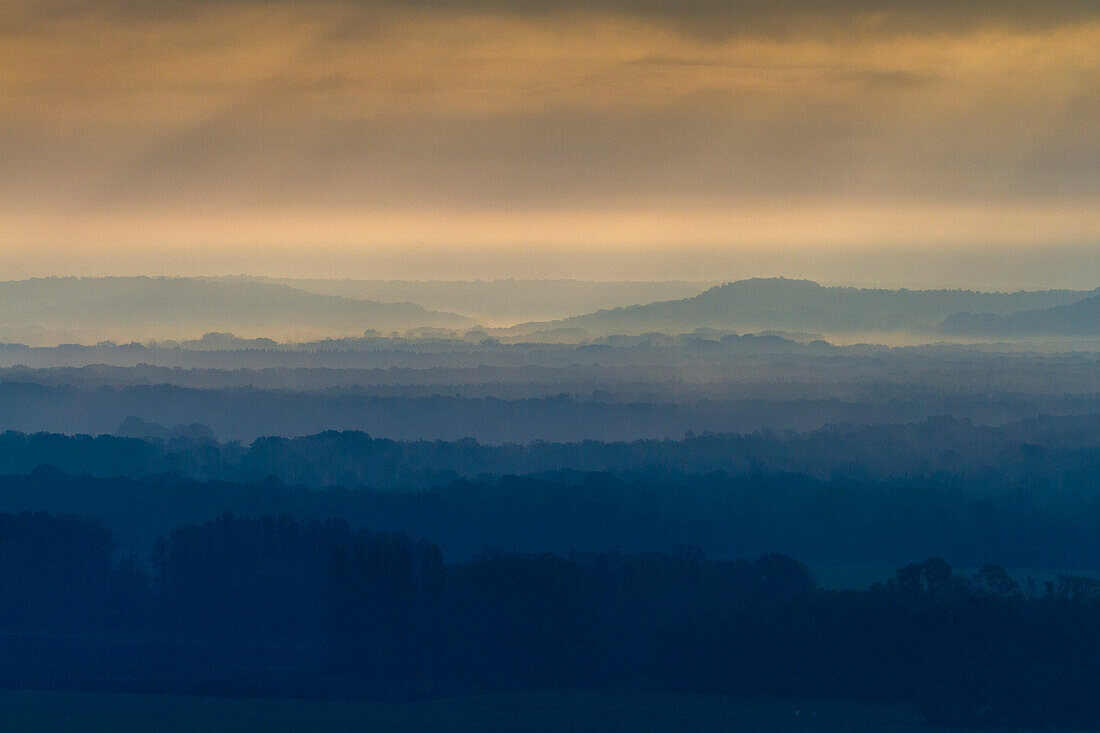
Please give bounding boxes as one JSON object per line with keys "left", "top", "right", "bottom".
{"left": 2, "top": 510, "right": 1098, "bottom": 728}
{"left": 0, "top": 317, "right": 1097, "bottom": 728}
{"left": 0, "top": 413, "right": 1096, "bottom": 490}
{"left": 4, "top": 460, "right": 1100, "bottom": 570}
{"left": 1, "top": 413, "right": 1100, "bottom": 728}
{"left": 1, "top": 342, "right": 1099, "bottom": 442}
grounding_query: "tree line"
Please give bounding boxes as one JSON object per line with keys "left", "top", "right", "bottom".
{"left": 1, "top": 511, "right": 1098, "bottom": 727}
{"left": 0, "top": 415, "right": 1098, "bottom": 490}
{"left": 2, "top": 465, "right": 1100, "bottom": 571}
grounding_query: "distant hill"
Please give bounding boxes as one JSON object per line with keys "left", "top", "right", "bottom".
{"left": 938, "top": 294, "right": 1100, "bottom": 337}
{"left": 0, "top": 277, "right": 473, "bottom": 345}
{"left": 255, "top": 277, "right": 715, "bottom": 325}
{"left": 511, "top": 278, "right": 1096, "bottom": 337}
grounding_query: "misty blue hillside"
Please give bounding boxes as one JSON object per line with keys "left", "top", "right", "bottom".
{"left": 519, "top": 278, "right": 1095, "bottom": 335}
{"left": 256, "top": 277, "right": 716, "bottom": 324}
{"left": 0, "top": 277, "right": 473, "bottom": 343}
{"left": 938, "top": 293, "right": 1100, "bottom": 337}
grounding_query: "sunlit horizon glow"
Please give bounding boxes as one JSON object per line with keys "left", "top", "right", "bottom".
{"left": 1, "top": 0, "right": 1098, "bottom": 286}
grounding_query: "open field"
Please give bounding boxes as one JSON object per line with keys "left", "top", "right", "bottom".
{"left": 0, "top": 688, "right": 1085, "bottom": 733}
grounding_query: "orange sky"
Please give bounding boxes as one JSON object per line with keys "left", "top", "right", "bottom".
{"left": 1, "top": 1, "right": 1098, "bottom": 285}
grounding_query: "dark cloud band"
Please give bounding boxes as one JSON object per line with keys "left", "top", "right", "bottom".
{"left": 45, "top": 0, "right": 1100, "bottom": 38}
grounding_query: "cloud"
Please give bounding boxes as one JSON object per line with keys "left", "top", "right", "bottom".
{"left": 27, "top": 0, "right": 1100, "bottom": 38}
{"left": 62, "top": 91, "right": 1096, "bottom": 215}
{"left": 0, "top": 0, "right": 1097, "bottom": 267}
{"left": 829, "top": 68, "right": 940, "bottom": 90}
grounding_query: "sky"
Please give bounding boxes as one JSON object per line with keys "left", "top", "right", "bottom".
{"left": 1, "top": 0, "right": 1098, "bottom": 287}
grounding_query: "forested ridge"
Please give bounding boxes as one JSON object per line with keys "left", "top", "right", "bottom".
{"left": 0, "top": 414, "right": 1096, "bottom": 489}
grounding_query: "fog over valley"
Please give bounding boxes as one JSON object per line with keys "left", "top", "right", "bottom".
{"left": 4, "top": 276, "right": 1100, "bottom": 346}
{"left": 3, "top": 0, "right": 1099, "bottom": 727}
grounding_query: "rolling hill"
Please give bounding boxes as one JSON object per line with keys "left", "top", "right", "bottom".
{"left": 510, "top": 278, "right": 1096, "bottom": 337}
{"left": 0, "top": 277, "right": 473, "bottom": 344}
{"left": 255, "top": 277, "right": 716, "bottom": 325}
{"left": 938, "top": 294, "right": 1100, "bottom": 337}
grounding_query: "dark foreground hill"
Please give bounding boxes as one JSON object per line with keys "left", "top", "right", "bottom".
{"left": 1, "top": 509, "right": 1098, "bottom": 728}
